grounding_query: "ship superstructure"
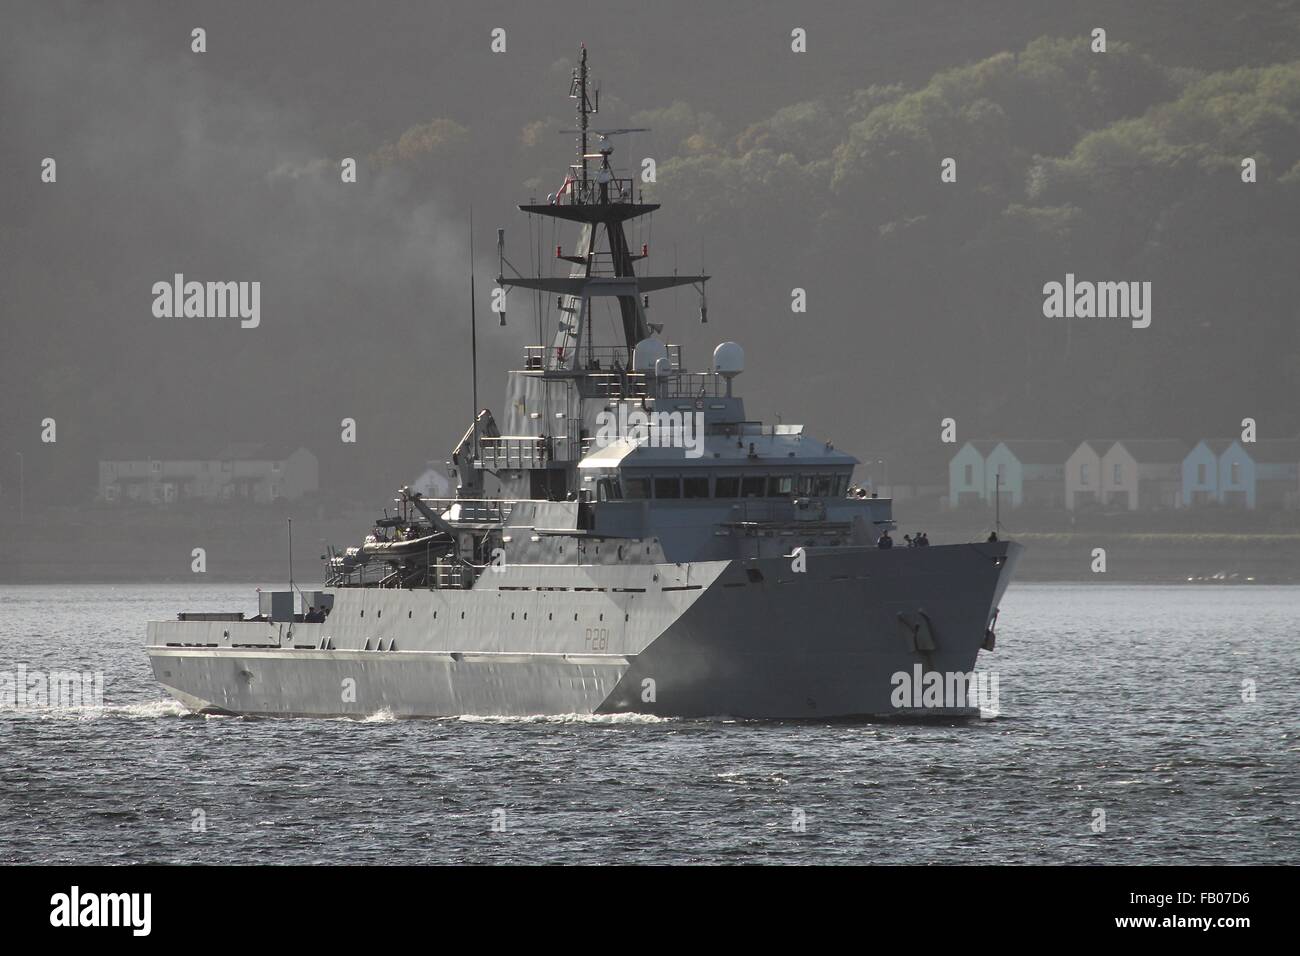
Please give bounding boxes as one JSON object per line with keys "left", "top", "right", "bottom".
{"left": 145, "top": 49, "right": 1021, "bottom": 718}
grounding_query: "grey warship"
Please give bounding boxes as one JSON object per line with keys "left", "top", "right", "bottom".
{"left": 146, "top": 49, "right": 1022, "bottom": 719}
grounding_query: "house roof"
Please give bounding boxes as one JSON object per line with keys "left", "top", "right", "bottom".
{"left": 1111, "top": 439, "right": 1188, "bottom": 463}
{"left": 952, "top": 440, "right": 998, "bottom": 458}
{"left": 995, "top": 440, "right": 1071, "bottom": 464}
{"left": 1073, "top": 439, "right": 1117, "bottom": 456}
{"left": 1190, "top": 438, "right": 1234, "bottom": 456}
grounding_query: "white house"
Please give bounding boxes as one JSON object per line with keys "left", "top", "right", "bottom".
{"left": 1100, "top": 440, "right": 1186, "bottom": 510}
{"left": 1065, "top": 440, "right": 1114, "bottom": 510}
{"left": 984, "top": 441, "right": 1069, "bottom": 509}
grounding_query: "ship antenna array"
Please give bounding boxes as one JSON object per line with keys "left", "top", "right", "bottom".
{"left": 469, "top": 208, "right": 479, "bottom": 467}
{"left": 571, "top": 43, "right": 596, "bottom": 182}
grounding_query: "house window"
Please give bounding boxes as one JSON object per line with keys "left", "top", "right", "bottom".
{"left": 1197, "top": 463, "right": 1206, "bottom": 484}
{"left": 1230, "top": 462, "right": 1240, "bottom": 484}
{"left": 964, "top": 464, "right": 973, "bottom": 485}
{"left": 151, "top": 460, "right": 161, "bottom": 473}
{"left": 1080, "top": 463, "right": 1089, "bottom": 484}
{"left": 272, "top": 461, "right": 282, "bottom": 473}
{"left": 1113, "top": 463, "right": 1122, "bottom": 484}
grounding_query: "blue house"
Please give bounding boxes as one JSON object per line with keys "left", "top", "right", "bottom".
{"left": 984, "top": 441, "right": 1069, "bottom": 509}
{"left": 1182, "top": 438, "right": 1300, "bottom": 509}
{"left": 1181, "top": 440, "right": 1230, "bottom": 507}
{"left": 1218, "top": 440, "right": 1255, "bottom": 508}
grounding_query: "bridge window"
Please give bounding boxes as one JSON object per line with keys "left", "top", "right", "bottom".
{"left": 767, "top": 475, "right": 794, "bottom": 498}
{"left": 714, "top": 476, "right": 740, "bottom": 497}
{"left": 741, "top": 476, "right": 765, "bottom": 498}
{"left": 811, "top": 474, "right": 834, "bottom": 497}
{"left": 654, "top": 477, "right": 681, "bottom": 499}
{"left": 682, "top": 476, "right": 709, "bottom": 498}
{"left": 624, "top": 477, "right": 650, "bottom": 499}
{"left": 596, "top": 477, "right": 623, "bottom": 501}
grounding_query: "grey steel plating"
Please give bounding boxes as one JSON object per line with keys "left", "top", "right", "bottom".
{"left": 145, "top": 47, "right": 1021, "bottom": 719}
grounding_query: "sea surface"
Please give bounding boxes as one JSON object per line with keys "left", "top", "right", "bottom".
{"left": 0, "top": 583, "right": 1295, "bottom": 865}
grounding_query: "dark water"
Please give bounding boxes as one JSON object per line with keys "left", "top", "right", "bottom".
{"left": 0, "top": 583, "right": 1295, "bottom": 864}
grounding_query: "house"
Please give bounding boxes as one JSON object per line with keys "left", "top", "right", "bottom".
{"left": 1180, "top": 438, "right": 1299, "bottom": 509}
{"left": 1181, "top": 440, "right": 1231, "bottom": 506}
{"left": 1100, "top": 440, "right": 1187, "bottom": 510}
{"left": 1214, "top": 440, "right": 1255, "bottom": 508}
{"left": 98, "top": 443, "right": 319, "bottom": 505}
{"left": 984, "top": 441, "right": 1069, "bottom": 509}
{"left": 948, "top": 441, "right": 997, "bottom": 508}
{"left": 1065, "top": 441, "right": 1113, "bottom": 510}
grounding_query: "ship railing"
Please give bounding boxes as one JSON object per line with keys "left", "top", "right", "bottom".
{"left": 707, "top": 421, "right": 801, "bottom": 438}
{"left": 584, "top": 372, "right": 649, "bottom": 399}
{"left": 523, "top": 344, "right": 682, "bottom": 375}
{"left": 566, "top": 177, "right": 639, "bottom": 206}
{"left": 434, "top": 559, "right": 475, "bottom": 589}
{"left": 478, "top": 436, "right": 550, "bottom": 469}
{"left": 655, "top": 371, "right": 728, "bottom": 399}
{"left": 419, "top": 497, "right": 515, "bottom": 525}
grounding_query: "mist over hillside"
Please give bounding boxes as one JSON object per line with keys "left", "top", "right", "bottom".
{"left": 3, "top": 0, "right": 1298, "bottom": 508}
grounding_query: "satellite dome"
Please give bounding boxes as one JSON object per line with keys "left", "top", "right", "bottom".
{"left": 633, "top": 337, "right": 669, "bottom": 373}
{"left": 713, "top": 341, "right": 744, "bottom": 379}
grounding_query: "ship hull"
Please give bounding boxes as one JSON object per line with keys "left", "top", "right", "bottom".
{"left": 145, "top": 541, "right": 1021, "bottom": 719}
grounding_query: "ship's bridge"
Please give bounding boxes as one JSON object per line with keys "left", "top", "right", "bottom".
{"left": 577, "top": 427, "right": 859, "bottom": 502}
